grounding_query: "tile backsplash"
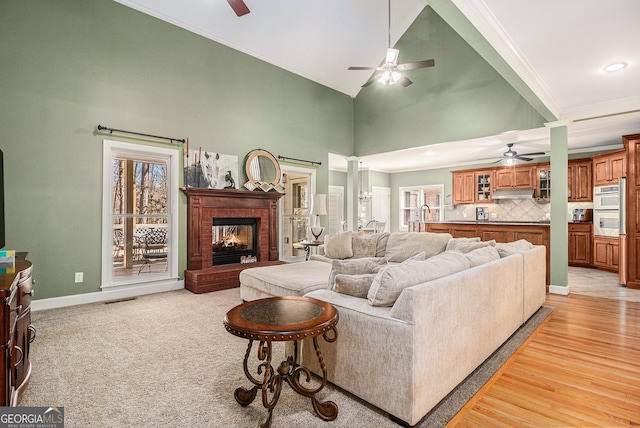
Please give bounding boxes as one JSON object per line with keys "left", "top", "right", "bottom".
{"left": 445, "top": 199, "right": 551, "bottom": 222}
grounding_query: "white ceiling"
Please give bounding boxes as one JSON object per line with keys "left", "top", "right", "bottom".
{"left": 115, "top": 0, "right": 640, "bottom": 172}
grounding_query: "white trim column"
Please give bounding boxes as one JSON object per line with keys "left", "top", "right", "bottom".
{"left": 545, "top": 120, "right": 572, "bottom": 294}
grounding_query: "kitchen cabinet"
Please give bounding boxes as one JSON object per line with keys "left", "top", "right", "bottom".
{"left": 536, "top": 163, "right": 551, "bottom": 201}
{"left": 568, "top": 159, "right": 593, "bottom": 202}
{"left": 568, "top": 222, "right": 592, "bottom": 266}
{"left": 494, "top": 166, "right": 535, "bottom": 189}
{"left": 592, "top": 236, "right": 619, "bottom": 272}
{"left": 452, "top": 171, "right": 475, "bottom": 204}
{"left": 593, "top": 149, "right": 626, "bottom": 186}
{"left": 475, "top": 171, "right": 493, "bottom": 202}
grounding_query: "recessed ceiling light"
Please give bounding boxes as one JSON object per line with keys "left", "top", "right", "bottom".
{"left": 424, "top": 150, "right": 435, "bottom": 157}
{"left": 604, "top": 62, "right": 627, "bottom": 72}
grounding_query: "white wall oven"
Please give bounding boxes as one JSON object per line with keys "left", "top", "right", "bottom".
{"left": 594, "top": 184, "right": 620, "bottom": 209}
{"left": 593, "top": 182, "right": 624, "bottom": 237}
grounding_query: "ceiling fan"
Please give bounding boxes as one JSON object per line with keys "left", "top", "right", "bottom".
{"left": 495, "top": 143, "right": 545, "bottom": 165}
{"left": 348, "top": 0, "right": 435, "bottom": 87}
{"left": 227, "top": 0, "right": 250, "bottom": 17}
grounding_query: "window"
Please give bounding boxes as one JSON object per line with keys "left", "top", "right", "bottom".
{"left": 399, "top": 185, "right": 444, "bottom": 230}
{"left": 102, "top": 140, "right": 179, "bottom": 288}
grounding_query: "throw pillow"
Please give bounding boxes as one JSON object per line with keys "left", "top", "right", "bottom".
{"left": 333, "top": 274, "right": 377, "bottom": 298}
{"left": 449, "top": 239, "right": 496, "bottom": 254}
{"left": 367, "top": 251, "right": 470, "bottom": 307}
{"left": 384, "top": 232, "right": 452, "bottom": 263}
{"left": 445, "top": 237, "right": 481, "bottom": 251}
{"left": 351, "top": 232, "right": 378, "bottom": 258}
{"left": 374, "top": 232, "right": 391, "bottom": 257}
{"left": 328, "top": 257, "right": 388, "bottom": 290}
{"left": 464, "top": 246, "right": 500, "bottom": 267}
{"left": 495, "top": 239, "right": 534, "bottom": 258}
{"left": 324, "top": 231, "right": 354, "bottom": 259}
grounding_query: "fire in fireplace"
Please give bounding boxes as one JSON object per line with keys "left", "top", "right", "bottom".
{"left": 212, "top": 218, "right": 257, "bottom": 265}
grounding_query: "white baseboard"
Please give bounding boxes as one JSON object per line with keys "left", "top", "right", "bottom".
{"left": 549, "top": 284, "right": 570, "bottom": 295}
{"left": 32, "top": 279, "right": 185, "bottom": 312}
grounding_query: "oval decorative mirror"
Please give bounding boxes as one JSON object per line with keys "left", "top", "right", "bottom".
{"left": 243, "top": 149, "right": 284, "bottom": 192}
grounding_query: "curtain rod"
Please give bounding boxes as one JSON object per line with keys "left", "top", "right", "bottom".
{"left": 277, "top": 155, "right": 321, "bottom": 166}
{"left": 97, "top": 125, "right": 186, "bottom": 144}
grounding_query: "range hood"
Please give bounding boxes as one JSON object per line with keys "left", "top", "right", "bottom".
{"left": 492, "top": 188, "right": 535, "bottom": 200}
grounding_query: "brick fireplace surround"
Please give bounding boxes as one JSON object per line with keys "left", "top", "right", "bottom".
{"left": 182, "top": 188, "right": 285, "bottom": 293}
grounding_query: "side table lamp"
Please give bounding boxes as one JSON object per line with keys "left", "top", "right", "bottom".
{"left": 310, "top": 193, "right": 327, "bottom": 242}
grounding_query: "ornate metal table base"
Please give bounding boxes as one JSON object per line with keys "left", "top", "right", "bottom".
{"left": 234, "top": 329, "right": 338, "bottom": 428}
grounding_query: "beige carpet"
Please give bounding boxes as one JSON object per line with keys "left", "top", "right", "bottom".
{"left": 19, "top": 288, "right": 551, "bottom": 427}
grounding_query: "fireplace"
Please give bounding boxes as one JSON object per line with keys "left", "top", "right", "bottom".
{"left": 183, "top": 188, "right": 284, "bottom": 293}
{"left": 212, "top": 218, "right": 257, "bottom": 265}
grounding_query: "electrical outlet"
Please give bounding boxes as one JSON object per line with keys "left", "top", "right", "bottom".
{"left": 75, "top": 272, "right": 84, "bottom": 283}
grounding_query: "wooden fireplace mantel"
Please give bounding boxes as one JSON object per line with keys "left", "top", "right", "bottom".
{"left": 182, "top": 188, "right": 285, "bottom": 293}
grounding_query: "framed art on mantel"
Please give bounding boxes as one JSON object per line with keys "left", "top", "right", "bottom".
{"left": 184, "top": 149, "right": 238, "bottom": 189}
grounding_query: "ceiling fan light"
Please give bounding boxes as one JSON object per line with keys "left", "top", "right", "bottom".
{"left": 503, "top": 157, "right": 516, "bottom": 166}
{"left": 385, "top": 48, "right": 399, "bottom": 65}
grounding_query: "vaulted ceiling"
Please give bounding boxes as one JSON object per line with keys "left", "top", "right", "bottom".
{"left": 115, "top": 0, "right": 640, "bottom": 171}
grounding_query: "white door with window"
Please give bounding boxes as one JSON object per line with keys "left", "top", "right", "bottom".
{"left": 102, "top": 140, "right": 179, "bottom": 289}
{"left": 279, "top": 165, "right": 316, "bottom": 262}
{"left": 328, "top": 185, "right": 345, "bottom": 235}
{"left": 372, "top": 186, "right": 391, "bottom": 232}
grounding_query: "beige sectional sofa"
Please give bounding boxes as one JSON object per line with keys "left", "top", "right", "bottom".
{"left": 238, "top": 231, "right": 546, "bottom": 426}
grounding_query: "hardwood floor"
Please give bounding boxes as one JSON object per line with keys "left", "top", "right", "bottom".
{"left": 448, "top": 292, "right": 640, "bottom": 427}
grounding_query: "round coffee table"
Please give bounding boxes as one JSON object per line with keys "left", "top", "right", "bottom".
{"left": 224, "top": 296, "right": 339, "bottom": 428}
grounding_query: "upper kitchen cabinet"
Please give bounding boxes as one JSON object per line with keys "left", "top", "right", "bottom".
{"left": 536, "top": 163, "right": 551, "bottom": 202}
{"left": 452, "top": 171, "right": 476, "bottom": 204}
{"left": 475, "top": 171, "right": 494, "bottom": 203}
{"left": 593, "top": 149, "right": 626, "bottom": 186}
{"left": 452, "top": 169, "right": 496, "bottom": 204}
{"left": 568, "top": 159, "right": 593, "bottom": 202}
{"left": 495, "top": 166, "right": 535, "bottom": 189}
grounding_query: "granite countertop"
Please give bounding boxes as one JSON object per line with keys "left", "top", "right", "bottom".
{"left": 426, "top": 220, "right": 551, "bottom": 226}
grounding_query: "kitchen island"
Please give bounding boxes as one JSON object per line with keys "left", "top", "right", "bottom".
{"left": 409, "top": 221, "right": 550, "bottom": 285}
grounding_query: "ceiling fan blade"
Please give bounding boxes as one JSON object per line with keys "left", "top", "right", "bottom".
{"left": 362, "top": 73, "right": 382, "bottom": 87}
{"left": 398, "top": 75, "right": 413, "bottom": 87}
{"left": 227, "top": 0, "right": 250, "bottom": 16}
{"left": 520, "top": 152, "right": 546, "bottom": 156}
{"left": 515, "top": 156, "right": 533, "bottom": 162}
{"left": 348, "top": 66, "right": 377, "bottom": 71}
{"left": 397, "top": 59, "right": 435, "bottom": 71}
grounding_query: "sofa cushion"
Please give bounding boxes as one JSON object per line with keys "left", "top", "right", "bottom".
{"left": 239, "top": 261, "right": 332, "bottom": 299}
{"left": 333, "top": 273, "right": 377, "bottom": 298}
{"left": 384, "top": 232, "right": 452, "bottom": 263}
{"left": 324, "top": 231, "right": 354, "bottom": 259}
{"left": 445, "top": 237, "right": 481, "bottom": 251}
{"left": 328, "top": 257, "right": 388, "bottom": 290}
{"left": 351, "top": 232, "right": 378, "bottom": 258}
{"left": 463, "top": 246, "right": 500, "bottom": 267}
{"left": 368, "top": 251, "right": 470, "bottom": 306}
{"left": 495, "top": 239, "right": 534, "bottom": 257}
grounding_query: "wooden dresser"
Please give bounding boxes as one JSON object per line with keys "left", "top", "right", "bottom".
{"left": 0, "top": 253, "right": 34, "bottom": 406}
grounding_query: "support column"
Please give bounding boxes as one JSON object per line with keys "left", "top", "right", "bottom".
{"left": 546, "top": 120, "right": 571, "bottom": 293}
{"left": 346, "top": 157, "right": 360, "bottom": 231}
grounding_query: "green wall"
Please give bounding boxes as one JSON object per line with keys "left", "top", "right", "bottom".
{"left": 0, "top": 0, "right": 353, "bottom": 299}
{"left": 354, "top": 7, "right": 546, "bottom": 156}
